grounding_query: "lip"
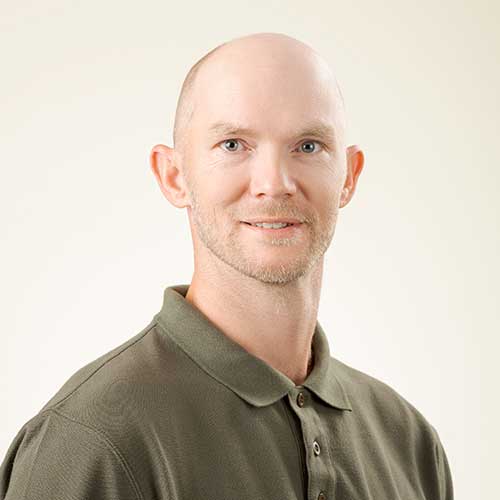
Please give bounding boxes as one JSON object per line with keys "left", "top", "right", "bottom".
{"left": 242, "top": 218, "right": 303, "bottom": 224}
{"left": 240, "top": 221, "right": 304, "bottom": 235}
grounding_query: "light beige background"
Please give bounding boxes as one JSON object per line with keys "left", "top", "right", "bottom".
{"left": 1, "top": 1, "right": 497, "bottom": 499}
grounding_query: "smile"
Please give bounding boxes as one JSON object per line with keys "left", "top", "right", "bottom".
{"left": 240, "top": 221, "right": 303, "bottom": 234}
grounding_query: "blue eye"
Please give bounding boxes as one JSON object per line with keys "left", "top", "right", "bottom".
{"left": 220, "top": 139, "right": 242, "bottom": 152}
{"left": 219, "top": 138, "right": 323, "bottom": 154}
{"left": 299, "top": 140, "right": 322, "bottom": 153}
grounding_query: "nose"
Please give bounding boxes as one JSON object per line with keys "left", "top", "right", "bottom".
{"left": 248, "top": 146, "right": 297, "bottom": 199}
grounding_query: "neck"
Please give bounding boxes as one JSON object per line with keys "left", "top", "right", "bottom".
{"left": 185, "top": 256, "right": 324, "bottom": 386}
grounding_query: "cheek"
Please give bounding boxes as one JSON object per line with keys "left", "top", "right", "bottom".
{"left": 312, "top": 158, "right": 345, "bottom": 197}
{"left": 302, "top": 163, "right": 340, "bottom": 193}
{"left": 189, "top": 152, "right": 243, "bottom": 199}
{"left": 305, "top": 174, "right": 344, "bottom": 220}
{"left": 190, "top": 175, "right": 245, "bottom": 227}
{"left": 204, "top": 166, "right": 249, "bottom": 204}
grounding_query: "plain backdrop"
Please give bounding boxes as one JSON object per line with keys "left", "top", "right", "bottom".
{"left": 1, "top": 1, "right": 497, "bottom": 499}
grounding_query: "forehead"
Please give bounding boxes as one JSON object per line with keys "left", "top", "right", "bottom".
{"left": 191, "top": 50, "right": 344, "bottom": 139}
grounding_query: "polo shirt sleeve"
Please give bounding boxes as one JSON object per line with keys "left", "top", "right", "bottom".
{"left": 433, "top": 427, "right": 454, "bottom": 500}
{"left": 0, "top": 409, "right": 141, "bottom": 500}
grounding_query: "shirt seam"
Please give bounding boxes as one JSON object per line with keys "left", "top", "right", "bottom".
{"left": 430, "top": 424, "right": 445, "bottom": 499}
{"left": 21, "top": 413, "right": 52, "bottom": 500}
{"left": 42, "top": 408, "right": 144, "bottom": 500}
{"left": 45, "top": 321, "right": 158, "bottom": 412}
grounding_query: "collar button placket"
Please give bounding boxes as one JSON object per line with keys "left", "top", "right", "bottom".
{"left": 288, "top": 386, "right": 336, "bottom": 500}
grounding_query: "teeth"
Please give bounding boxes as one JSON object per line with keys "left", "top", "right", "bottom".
{"left": 252, "top": 222, "right": 291, "bottom": 229}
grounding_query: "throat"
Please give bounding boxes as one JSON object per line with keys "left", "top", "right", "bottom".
{"left": 307, "top": 344, "right": 315, "bottom": 374}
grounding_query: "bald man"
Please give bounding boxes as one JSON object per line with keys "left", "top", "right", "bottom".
{"left": 0, "top": 33, "right": 453, "bottom": 500}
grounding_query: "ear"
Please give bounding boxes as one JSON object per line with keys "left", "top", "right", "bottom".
{"left": 149, "top": 144, "right": 191, "bottom": 209}
{"left": 339, "top": 145, "right": 365, "bottom": 208}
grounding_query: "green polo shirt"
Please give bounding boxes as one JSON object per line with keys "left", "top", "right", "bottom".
{"left": 1, "top": 283, "right": 453, "bottom": 500}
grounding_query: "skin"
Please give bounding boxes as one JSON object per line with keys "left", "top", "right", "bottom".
{"left": 150, "top": 33, "right": 364, "bottom": 386}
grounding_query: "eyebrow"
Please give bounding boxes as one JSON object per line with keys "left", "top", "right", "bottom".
{"left": 207, "top": 120, "right": 337, "bottom": 143}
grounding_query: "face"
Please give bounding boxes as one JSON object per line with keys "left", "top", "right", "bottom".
{"left": 181, "top": 45, "right": 351, "bottom": 285}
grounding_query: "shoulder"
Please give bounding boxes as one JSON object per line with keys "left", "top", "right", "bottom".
{"left": 330, "top": 355, "right": 454, "bottom": 499}
{"left": 28, "top": 315, "right": 181, "bottom": 444}
{"left": 330, "top": 354, "right": 440, "bottom": 443}
{"left": 0, "top": 407, "right": 142, "bottom": 499}
{"left": 1, "top": 318, "right": 178, "bottom": 499}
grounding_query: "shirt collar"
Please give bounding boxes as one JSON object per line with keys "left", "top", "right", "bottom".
{"left": 154, "top": 284, "right": 352, "bottom": 412}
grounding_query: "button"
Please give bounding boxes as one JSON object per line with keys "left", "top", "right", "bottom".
{"left": 313, "top": 440, "right": 321, "bottom": 456}
{"left": 296, "top": 392, "right": 305, "bottom": 407}
{"left": 318, "top": 492, "right": 327, "bottom": 500}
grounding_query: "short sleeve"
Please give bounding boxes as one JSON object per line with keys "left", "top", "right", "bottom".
{"left": 432, "top": 426, "right": 454, "bottom": 500}
{"left": 0, "top": 409, "right": 141, "bottom": 500}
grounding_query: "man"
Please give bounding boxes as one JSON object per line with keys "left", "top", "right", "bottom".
{"left": 0, "top": 32, "right": 453, "bottom": 500}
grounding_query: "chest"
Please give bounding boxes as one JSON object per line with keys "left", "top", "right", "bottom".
{"left": 131, "top": 391, "right": 433, "bottom": 500}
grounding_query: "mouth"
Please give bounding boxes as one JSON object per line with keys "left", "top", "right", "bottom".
{"left": 240, "top": 221, "right": 303, "bottom": 235}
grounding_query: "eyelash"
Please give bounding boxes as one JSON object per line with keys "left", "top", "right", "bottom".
{"left": 218, "top": 139, "right": 325, "bottom": 154}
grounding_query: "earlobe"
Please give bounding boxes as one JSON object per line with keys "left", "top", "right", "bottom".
{"left": 340, "top": 187, "right": 350, "bottom": 208}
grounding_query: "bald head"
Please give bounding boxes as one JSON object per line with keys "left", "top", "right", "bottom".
{"left": 172, "top": 41, "right": 227, "bottom": 156}
{"left": 172, "top": 32, "right": 346, "bottom": 159}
